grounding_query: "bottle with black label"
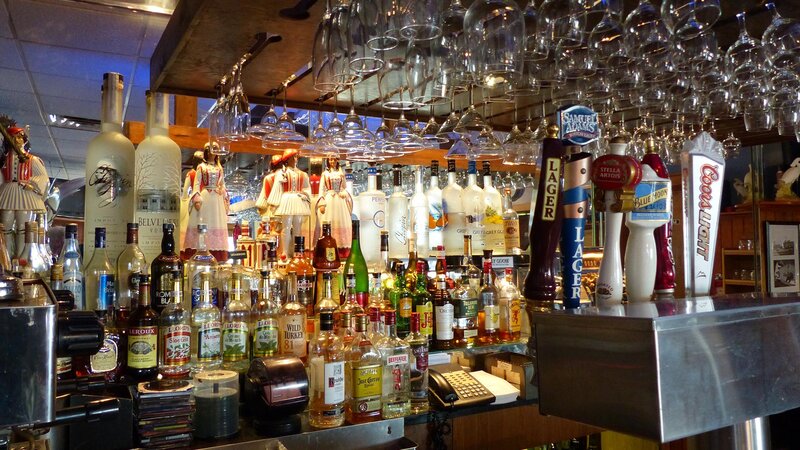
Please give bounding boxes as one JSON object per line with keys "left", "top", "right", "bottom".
{"left": 127, "top": 274, "right": 159, "bottom": 381}
{"left": 151, "top": 223, "right": 183, "bottom": 313}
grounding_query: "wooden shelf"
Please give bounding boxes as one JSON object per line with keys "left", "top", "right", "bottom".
{"left": 724, "top": 279, "right": 756, "bottom": 286}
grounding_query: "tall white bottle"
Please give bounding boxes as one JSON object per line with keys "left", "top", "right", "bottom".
{"left": 442, "top": 160, "right": 465, "bottom": 257}
{"left": 409, "top": 167, "right": 430, "bottom": 258}
{"left": 463, "top": 161, "right": 485, "bottom": 255}
{"left": 84, "top": 72, "right": 135, "bottom": 260}
{"left": 387, "top": 165, "right": 409, "bottom": 260}
{"left": 134, "top": 91, "right": 181, "bottom": 262}
{"left": 357, "top": 166, "right": 387, "bottom": 270}
{"left": 426, "top": 161, "right": 444, "bottom": 252}
{"left": 481, "top": 161, "right": 505, "bottom": 255}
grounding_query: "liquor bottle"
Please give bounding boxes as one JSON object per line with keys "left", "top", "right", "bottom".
{"left": 433, "top": 254, "right": 455, "bottom": 350}
{"left": 308, "top": 311, "right": 346, "bottom": 428}
{"left": 336, "top": 311, "right": 356, "bottom": 347}
{"left": 19, "top": 221, "right": 49, "bottom": 281}
{"left": 279, "top": 271, "right": 308, "bottom": 361}
{"left": 116, "top": 223, "right": 147, "bottom": 310}
{"left": 369, "top": 272, "right": 384, "bottom": 311}
{"left": 478, "top": 251, "right": 499, "bottom": 345}
{"left": 426, "top": 161, "right": 445, "bottom": 251}
{"left": 368, "top": 306, "right": 384, "bottom": 342}
{"left": 185, "top": 224, "right": 218, "bottom": 309}
{"left": 73, "top": 310, "right": 123, "bottom": 382}
{"left": 135, "top": 91, "right": 181, "bottom": 262}
{"left": 404, "top": 235, "right": 418, "bottom": 294}
{"left": 287, "top": 236, "right": 315, "bottom": 316}
{"left": 85, "top": 72, "right": 135, "bottom": 259}
{"left": 405, "top": 312, "right": 429, "bottom": 414}
{"left": 460, "top": 235, "right": 482, "bottom": 287}
{"left": 264, "top": 237, "right": 287, "bottom": 303}
{"left": 442, "top": 159, "right": 466, "bottom": 257}
{"left": 221, "top": 271, "right": 250, "bottom": 373}
{"left": 357, "top": 166, "right": 387, "bottom": 270}
{"left": 412, "top": 260, "right": 433, "bottom": 344}
{"left": 498, "top": 268, "right": 522, "bottom": 342}
{"left": 316, "top": 271, "right": 339, "bottom": 316}
{"left": 35, "top": 218, "right": 52, "bottom": 277}
{"left": 502, "top": 187, "right": 521, "bottom": 254}
{"left": 386, "top": 166, "right": 409, "bottom": 260}
{"left": 343, "top": 219, "right": 369, "bottom": 305}
{"left": 251, "top": 268, "right": 280, "bottom": 358}
{"left": 150, "top": 223, "right": 183, "bottom": 313}
{"left": 481, "top": 162, "right": 505, "bottom": 255}
{"left": 85, "top": 227, "right": 116, "bottom": 312}
{"left": 452, "top": 263, "right": 479, "bottom": 348}
{"left": 389, "top": 264, "right": 413, "bottom": 338}
{"left": 313, "top": 221, "right": 341, "bottom": 272}
{"left": 50, "top": 263, "right": 64, "bottom": 290}
{"left": 340, "top": 269, "right": 365, "bottom": 327}
{"left": 158, "top": 271, "right": 191, "bottom": 378}
{"left": 346, "top": 313, "right": 383, "bottom": 424}
{"left": 409, "top": 167, "right": 429, "bottom": 258}
{"left": 191, "top": 271, "right": 222, "bottom": 372}
{"left": 127, "top": 274, "right": 159, "bottom": 381}
{"left": 463, "top": 161, "right": 485, "bottom": 254}
{"left": 60, "top": 223, "right": 84, "bottom": 310}
{"left": 377, "top": 309, "right": 411, "bottom": 418}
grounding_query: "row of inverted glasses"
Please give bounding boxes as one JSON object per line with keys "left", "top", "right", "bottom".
{"left": 208, "top": 62, "right": 251, "bottom": 155}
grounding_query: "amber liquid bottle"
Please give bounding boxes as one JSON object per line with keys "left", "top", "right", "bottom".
{"left": 314, "top": 221, "right": 341, "bottom": 272}
{"left": 288, "top": 236, "right": 316, "bottom": 316}
{"left": 433, "top": 255, "right": 455, "bottom": 350}
{"left": 127, "top": 274, "right": 159, "bottom": 381}
{"left": 150, "top": 223, "right": 183, "bottom": 313}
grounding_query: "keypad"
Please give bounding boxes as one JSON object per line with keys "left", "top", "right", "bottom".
{"left": 442, "top": 371, "right": 491, "bottom": 399}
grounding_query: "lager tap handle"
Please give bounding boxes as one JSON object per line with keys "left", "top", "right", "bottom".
{"left": 561, "top": 150, "right": 593, "bottom": 309}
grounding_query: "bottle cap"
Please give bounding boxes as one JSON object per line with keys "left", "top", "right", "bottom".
{"left": 127, "top": 223, "right": 138, "bottom": 230}
{"left": 162, "top": 223, "right": 175, "bottom": 232}
{"left": 294, "top": 236, "right": 305, "bottom": 248}
{"left": 483, "top": 249, "right": 493, "bottom": 258}
{"left": 482, "top": 161, "right": 491, "bottom": 176}
{"left": 228, "top": 250, "right": 246, "bottom": 261}
{"left": 340, "top": 311, "right": 352, "bottom": 326}
{"left": 66, "top": 223, "right": 78, "bottom": 236}
{"left": 383, "top": 309, "right": 396, "bottom": 325}
{"left": 368, "top": 306, "right": 381, "bottom": 322}
{"left": 468, "top": 160, "right": 477, "bottom": 174}
{"left": 320, "top": 312, "right": 334, "bottom": 330}
{"left": 447, "top": 159, "right": 456, "bottom": 172}
{"left": 355, "top": 313, "right": 368, "bottom": 332}
{"left": 410, "top": 312, "right": 420, "bottom": 333}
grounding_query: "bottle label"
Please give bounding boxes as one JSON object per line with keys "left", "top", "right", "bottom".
{"left": 411, "top": 343, "right": 428, "bottom": 372}
{"left": 324, "top": 361, "right": 346, "bottom": 404}
{"left": 191, "top": 287, "right": 219, "bottom": 309}
{"left": 384, "top": 353, "right": 409, "bottom": 394}
{"left": 435, "top": 304, "right": 454, "bottom": 340}
{"left": 416, "top": 302, "right": 433, "bottom": 338}
{"left": 399, "top": 296, "right": 413, "bottom": 318}
{"left": 464, "top": 328, "right": 478, "bottom": 338}
{"left": 162, "top": 324, "right": 191, "bottom": 366}
{"left": 154, "top": 288, "right": 173, "bottom": 311}
{"left": 65, "top": 279, "right": 83, "bottom": 306}
{"left": 90, "top": 337, "right": 118, "bottom": 373}
{"left": 280, "top": 315, "right": 307, "bottom": 358}
{"left": 631, "top": 180, "right": 671, "bottom": 221}
{"left": 222, "top": 321, "right": 249, "bottom": 361}
{"left": 297, "top": 275, "right": 315, "bottom": 302}
{"left": 253, "top": 318, "right": 279, "bottom": 357}
{"left": 325, "top": 248, "right": 336, "bottom": 262}
{"left": 352, "top": 364, "right": 382, "bottom": 413}
{"left": 127, "top": 326, "right": 158, "bottom": 369}
{"left": 429, "top": 201, "right": 445, "bottom": 231}
{"left": 510, "top": 299, "right": 522, "bottom": 333}
{"left": 197, "top": 321, "right": 222, "bottom": 361}
{"left": 97, "top": 274, "right": 115, "bottom": 310}
{"left": 56, "top": 357, "right": 72, "bottom": 375}
{"left": 504, "top": 219, "right": 521, "bottom": 250}
{"left": 459, "top": 297, "right": 479, "bottom": 319}
{"left": 483, "top": 213, "right": 506, "bottom": 254}
{"left": 484, "top": 305, "right": 500, "bottom": 331}
{"left": 128, "top": 270, "right": 142, "bottom": 300}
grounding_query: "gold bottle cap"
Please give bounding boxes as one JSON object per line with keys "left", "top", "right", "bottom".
{"left": 546, "top": 122, "right": 559, "bottom": 139}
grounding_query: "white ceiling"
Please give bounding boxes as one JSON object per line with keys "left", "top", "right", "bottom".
{"left": 0, "top": 0, "right": 175, "bottom": 180}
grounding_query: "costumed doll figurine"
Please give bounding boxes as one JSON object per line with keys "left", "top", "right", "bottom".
{"left": 261, "top": 149, "right": 311, "bottom": 257}
{"left": 0, "top": 124, "right": 49, "bottom": 257}
{"left": 184, "top": 142, "right": 230, "bottom": 254}
{"left": 315, "top": 156, "right": 352, "bottom": 249}
{"left": 180, "top": 150, "right": 204, "bottom": 249}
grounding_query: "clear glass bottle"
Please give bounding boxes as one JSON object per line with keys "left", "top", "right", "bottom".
{"left": 409, "top": 166, "right": 429, "bottom": 258}
{"left": 308, "top": 311, "right": 346, "bottom": 429}
{"left": 316, "top": 271, "right": 339, "bottom": 317}
{"left": 158, "top": 270, "right": 191, "bottom": 378}
{"left": 35, "top": 216, "right": 52, "bottom": 276}
{"left": 340, "top": 269, "right": 365, "bottom": 329}
{"left": 357, "top": 166, "right": 387, "bottom": 269}
{"left": 442, "top": 160, "right": 466, "bottom": 257}
{"left": 478, "top": 250, "right": 500, "bottom": 345}
{"left": 379, "top": 232, "right": 395, "bottom": 302}
{"left": 481, "top": 162, "right": 506, "bottom": 255}
{"left": 426, "top": 161, "right": 445, "bottom": 252}
{"left": 433, "top": 256, "right": 456, "bottom": 350}
{"left": 264, "top": 237, "right": 287, "bottom": 304}
{"left": 185, "top": 224, "right": 218, "bottom": 309}
{"left": 150, "top": 223, "right": 183, "bottom": 314}
{"left": 279, "top": 271, "right": 308, "bottom": 362}
{"left": 60, "top": 223, "right": 84, "bottom": 310}
{"left": 502, "top": 187, "right": 521, "bottom": 254}
{"left": 84, "top": 227, "right": 116, "bottom": 312}
{"left": 50, "top": 263, "right": 64, "bottom": 290}
{"left": 222, "top": 271, "right": 251, "bottom": 373}
{"left": 116, "top": 223, "right": 147, "bottom": 309}
{"left": 498, "top": 268, "right": 522, "bottom": 342}
{"left": 387, "top": 165, "right": 409, "bottom": 260}
{"left": 251, "top": 268, "right": 280, "bottom": 359}
{"left": 346, "top": 313, "right": 383, "bottom": 424}
{"left": 84, "top": 72, "right": 135, "bottom": 259}
{"left": 127, "top": 274, "right": 159, "bottom": 382}
{"left": 287, "top": 236, "right": 315, "bottom": 316}
{"left": 190, "top": 271, "right": 221, "bottom": 373}
{"left": 405, "top": 312, "right": 429, "bottom": 414}
{"left": 412, "top": 260, "right": 433, "bottom": 345}
{"left": 19, "top": 221, "right": 49, "bottom": 281}
{"left": 463, "top": 161, "right": 485, "bottom": 255}
{"left": 336, "top": 311, "right": 356, "bottom": 347}
{"left": 377, "top": 309, "right": 411, "bottom": 418}
{"left": 389, "top": 264, "right": 413, "bottom": 339}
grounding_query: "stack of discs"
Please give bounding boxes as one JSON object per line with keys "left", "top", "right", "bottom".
{"left": 193, "top": 370, "right": 240, "bottom": 439}
{"left": 133, "top": 379, "right": 194, "bottom": 448}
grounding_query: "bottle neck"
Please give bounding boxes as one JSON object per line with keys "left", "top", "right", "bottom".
{"left": 322, "top": 224, "right": 332, "bottom": 238}
{"left": 101, "top": 79, "right": 124, "bottom": 130}
{"left": 448, "top": 172, "right": 457, "bottom": 185}
{"left": 172, "top": 277, "right": 183, "bottom": 306}
{"left": 415, "top": 170, "right": 423, "bottom": 190}
{"left": 429, "top": 175, "right": 438, "bottom": 189}
{"left": 463, "top": 239, "right": 473, "bottom": 258}
{"left": 197, "top": 231, "right": 207, "bottom": 251}
{"left": 260, "top": 273, "right": 271, "bottom": 302}
{"left": 127, "top": 229, "right": 138, "bottom": 245}
{"left": 161, "top": 230, "right": 175, "bottom": 254}
{"left": 138, "top": 284, "right": 151, "bottom": 308}
{"left": 146, "top": 92, "right": 169, "bottom": 138}
{"left": 385, "top": 322, "right": 397, "bottom": 338}
{"left": 64, "top": 236, "right": 80, "bottom": 255}
{"left": 367, "top": 174, "right": 377, "bottom": 191}
{"left": 467, "top": 174, "right": 477, "bottom": 186}
{"left": 483, "top": 175, "right": 493, "bottom": 189}
{"left": 324, "top": 277, "right": 333, "bottom": 301}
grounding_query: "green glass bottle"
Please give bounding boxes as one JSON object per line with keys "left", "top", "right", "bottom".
{"left": 389, "top": 264, "right": 413, "bottom": 338}
{"left": 412, "top": 261, "right": 433, "bottom": 345}
{"left": 342, "top": 219, "right": 369, "bottom": 307}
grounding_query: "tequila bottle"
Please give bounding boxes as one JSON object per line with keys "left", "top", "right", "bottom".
{"left": 222, "top": 271, "right": 251, "bottom": 373}
{"left": 185, "top": 224, "right": 218, "bottom": 309}
{"left": 60, "top": 223, "right": 83, "bottom": 310}
{"left": 279, "top": 272, "right": 308, "bottom": 362}
{"left": 463, "top": 161, "right": 485, "bottom": 255}
{"left": 190, "top": 271, "right": 221, "bottom": 372}
{"left": 158, "top": 270, "right": 191, "bottom": 378}
{"left": 498, "top": 268, "right": 522, "bottom": 342}
{"left": 308, "top": 311, "right": 346, "bottom": 428}
{"left": 346, "top": 313, "right": 383, "bottom": 424}
{"left": 387, "top": 165, "right": 409, "bottom": 260}
{"left": 442, "top": 159, "right": 466, "bottom": 256}
{"left": 116, "top": 223, "right": 147, "bottom": 309}
{"left": 357, "top": 166, "right": 386, "bottom": 270}
{"left": 251, "top": 268, "right": 280, "bottom": 358}
{"left": 409, "top": 167, "right": 429, "bottom": 258}
{"left": 478, "top": 251, "right": 499, "bottom": 345}
{"left": 426, "top": 161, "right": 444, "bottom": 252}
{"left": 481, "top": 162, "right": 506, "bottom": 255}
{"left": 127, "top": 274, "right": 159, "bottom": 382}
{"left": 84, "top": 227, "right": 116, "bottom": 312}
{"left": 377, "top": 309, "right": 411, "bottom": 418}
{"left": 405, "top": 312, "right": 429, "bottom": 414}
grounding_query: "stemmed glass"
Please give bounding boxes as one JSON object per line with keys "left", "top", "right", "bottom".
{"left": 262, "top": 87, "right": 305, "bottom": 144}
{"left": 464, "top": 0, "right": 526, "bottom": 87}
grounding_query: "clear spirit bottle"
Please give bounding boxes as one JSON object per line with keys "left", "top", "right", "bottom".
{"left": 222, "top": 271, "right": 251, "bottom": 373}
{"left": 251, "top": 268, "right": 280, "bottom": 358}
{"left": 377, "top": 309, "right": 411, "bottom": 418}
{"left": 357, "top": 166, "right": 387, "bottom": 270}
{"left": 190, "top": 271, "right": 221, "bottom": 373}
{"left": 340, "top": 269, "right": 365, "bottom": 329}
{"left": 409, "top": 167, "right": 429, "bottom": 258}
{"left": 346, "top": 313, "right": 383, "bottom": 424}
{"left": 18, "top": 221, "right": 49, "bottom": 281}
{"left": 116, "top": 223, "right": 147, "bottom": 309}
{"left": 84, "top": 227, "right": 116, "bottom": 312}
{"left": 502, "top": 187, "right": 521, "bottom": 254}
{"left": 308, "top": 311, "right": 346, "bottom": 428}
{"left": 60, "top": 223, "right": 84, "bottom": 310}
{"left": 185, "top": 224, "right": 218, "bottom": 309}
{"left": 442, "top": 159, "right": 465, "bottom": 256}
{"left": 463, "top": 161, "right": 485, "bottom": 255}
{"left": 481, "top": 162, "right": 506, "bottom": 255}
{"left": 478, "top": 251, "right": 500, "bottom": 345}
{"left": 405, "top": 312, "right": 429, "bottom": 414}
{"left": 433, "top": 258, "right": 456, "bottom": 351}
{"left": 426, "top": 161, "right": 444, "bottom": 252}
{"left": 158, "top": 270, "right": 191, "bottom": 378}
{"left": 386, "top": 165, "right": 409, "bottom": 260}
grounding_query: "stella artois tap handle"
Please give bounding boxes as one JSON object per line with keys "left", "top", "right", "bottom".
{"left": 642, "top": 143, "right": 676, "bottom": 298}
{"left": 561, "top": 148, "right": 592, "bottom": 309}
{"left": 591, "top": 137, "right": 642, "bottom": 306}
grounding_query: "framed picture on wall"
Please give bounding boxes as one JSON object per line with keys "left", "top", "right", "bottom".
{"left": 765, "top": 222, "right": 800, "bottom": 294}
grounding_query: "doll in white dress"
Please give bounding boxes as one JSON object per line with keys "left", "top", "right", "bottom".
{"left": 184, "top": 143, "right": 229, "bottom": 252}
{"left": 273, "top": 150, "right": 311, "bottom": 258}
{"left": 315, "top": 156, "right": 352, "bottom": 250}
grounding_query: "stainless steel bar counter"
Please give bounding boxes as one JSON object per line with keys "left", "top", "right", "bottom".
{"left": 531, "top": 293, "right": 800, "bottom": 443}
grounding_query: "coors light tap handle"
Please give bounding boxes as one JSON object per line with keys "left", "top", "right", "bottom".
{"left": 681, "top": 132, "right": 726, "bottom": 296}
{"left": 561, "top": 150, "right": 592, "bottom": 309}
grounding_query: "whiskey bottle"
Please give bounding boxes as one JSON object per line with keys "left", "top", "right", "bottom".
{"left": 279, "top": 271, "right": 308, "bottom": 362}
{"left": 287, "top": 236, "right": 315, "bottom": 316}
{"left": 309, "top": 311, "right": 346, "bottom": 428}
{"left": 442, "top": 159, "right": 466, "bottom": 256}
{"left": 346, "top": 313, "right": 383, "bottom": 424}
{"left": 185, "top": 224, "right": 218, "bottom": 308}
{"left": 386, "top": 165, "right": 409, "bottom": 260}
{"left": 251, "top": 268, "right": 280, "bottom": 358}
{"left": 158, "top": 270, "right": 191, "bottom": 378}
{"left": 502, "top": 187, "right": 520, "bottom": 254}
{"left": 498, "top": 268, "right": 522, "bottom": 342}
{"left": 478, "top": 251, "right": 499, "bottom": 345}
{"left": 340, "top": 269, "right": 365, "bottom": 329}
{"left": 343, "top": 219, "right": 369, "bottom": 305}
{"left": 377, "top": 309, "right": 411, "bottom": 418}
{"left": 316, "top": 271, "right": 339, "bottom": 317}
{"left": 357, "top": 166, "right": 387, "bottom": 269}
{"left": 73, "top": 310, "right": 123, "bottom": 382}
{"left": 85, "top": 227, "right": 116, "bottom": 312}
{"left": 150, "top": 223, "right": 183, "bottom": 313}
{"left": 222, "top": 271, "right": 251, "bottom": 373}
{"left": 405, "top": 312, "right": 429, "bottom": 414}
{"left": 116, "top": 223, "right": 147, "bottom": 309}
{"left": 60, "top": 223, "right": 83, "bottom": 310}
{"left": 412, "top": 260, "right": 433, "bottom": 345}
{"left": 191, "top": 271, "right": 221, "bottom": 372}
{"left": 481, "top": 162, "right": 506, "bottom": 255}
{"left": 463, "top": 161, "right": 485, "bottom": 255}
{"left": 433, "top": 255, "right": 455, "bottom": 350}
{"left": 127, "top": 274, "right": 159, "bottom": 381}
{"left": 18, "top": 221, "right": 49, "bottom": 281}
{"left": 409, "top": 167, "right": 429, "bottom": 258}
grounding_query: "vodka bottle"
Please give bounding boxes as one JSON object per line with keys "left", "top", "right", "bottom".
{"left": 308, "top": 311, "right": 346, "bottom": 428}
{"left": 357, "top": 166, "right": 386, "bottom": 271}
{"left": 185, "top": 225, "right": 218, "bottom": 309}
{"left": 409, "top": 167, "right": 429, "bottom": 258}
{"left": 190, "top": 271, "right": 221, "bottom": 372}
{"left": 60, "top": 223, "right": 83, "bottom": 309}
{"left": 463, "top": 161, "right": 485, "bottom": 254}
{"left": 221, "top": 271, "right": 251, "bottom": 373}
{"left": 251, "top": 268, "right": 280, "bottom": 358}
{"left": 481, "top": 162, "right": 505, "bottom": 255}
{"left": 116, "top": 223, "right": 147, "bottom": 309}
{"left": 85, "top": 227, "right": 116, "bottom": 312}
{"left": 387, "top": 166, "right": 409, "bottom": 260}
{"left": 405, "top": 312, "right": 429, "bottom": 414}
{"left": 84, "top": 72, "right": 135, "bottom": 259}
{"left": 158, "top": 270, "right": 191, "bottom": 378}
{"left": 135, "top": 91, "right": 181, "bottom": 262}
{"left": 426, "top": 161, "right": 444, "bottom": 251}
{"left": 377, "top": 309, "right": 411, "bottom": 418}
{"left": 442, "top": 159, "right": 466, "bottom": 256}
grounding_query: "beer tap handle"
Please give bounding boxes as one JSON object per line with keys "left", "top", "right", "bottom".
{"left": 561, "top": 150, "right": 592, "bottom": 309}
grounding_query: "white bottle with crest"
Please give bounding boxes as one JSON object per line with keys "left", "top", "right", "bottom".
{"left": 357, "top": 166, "right": 387, "bottom": 270}
{"left": 387, "top": 165, "right": 409, "bottom": 260}
{"left": 481, "top": 161, "right": 505, "bottom": 255}
{"left": 462, "top": 161, "right": 485, "bottom": 255}
{"left": 409, "top": 167, "right": 430, "bottom": 258}
{"left": 442, "top": 160, "right": 465, "bottom": 256}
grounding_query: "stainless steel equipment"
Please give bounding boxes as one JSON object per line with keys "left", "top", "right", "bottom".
{"left": 531, "top": 293, "right": 800, "bottom": 443}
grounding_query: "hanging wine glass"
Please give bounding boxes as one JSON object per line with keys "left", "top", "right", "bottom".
{"left": 589, "top": 9, "right": 626, "bottom": 67}
{"left": 538, "top": 0, "right": 585, "bottom": 50}
{"left": 387, "top": 110, "right": 424, "bottom": 152}
{"left": 227, "top": 63, "right": 251, "bottom": 142}
{"left": 247, "top": 96, "right": 279, "bottom": 139}
{"left": 348, "top": 0, "right": 385, "bottom": 75}
{"left": 393, "top": 0, "right": 442, "bottom": 42}
{"left": 624, "top": 0, "right": 671, "bottom": 60}
{"left": 436, "top": 100, "right": 462, "bottom": 142}
{"left": 761, "top": 2, "right": 800, "bottom": 71}
{"left": 465, "top": 0, "right": 526, "bottom": 87}
{"left": 722, "top": 132, "right": 741, "bottom": 159}
{"left": 262, "top": 88, "right": 305, "bottom": 144}
{"left": 661, "top": 0, "right": 720, "bottom": 40}
{"left": 421, "top": 106, "right": 448, "bottom": 146}
{"left": 454, "top": 104, "right": 489, "bottom": 142}
{"left": 725, "top": 12, "right": 770, "bottom": 86}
